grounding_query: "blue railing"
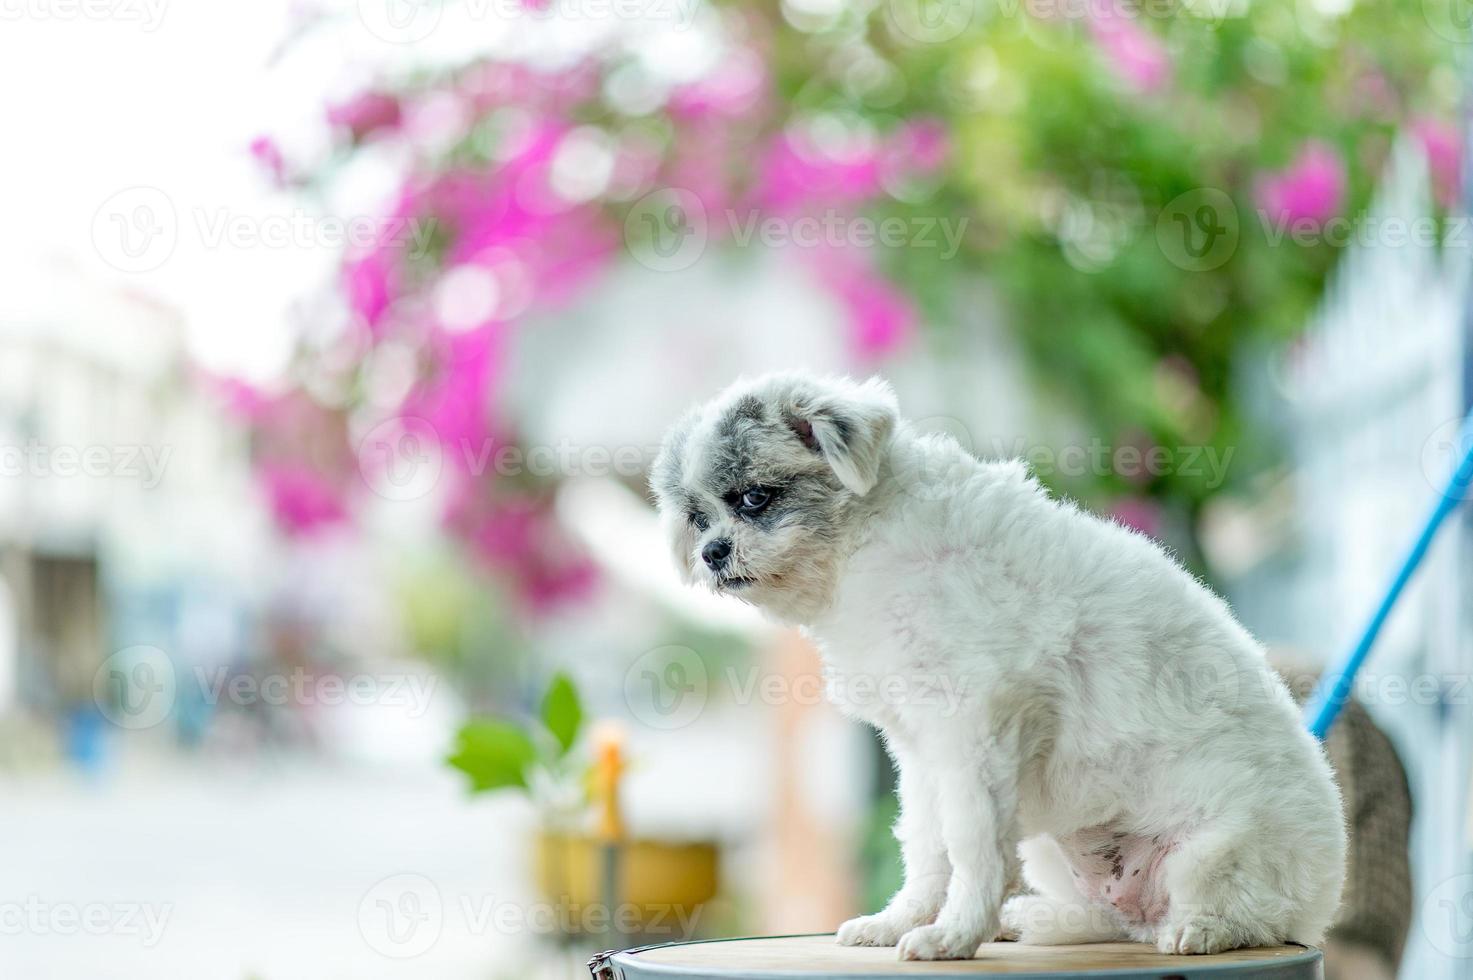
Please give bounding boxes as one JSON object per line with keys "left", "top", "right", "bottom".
{"left": 1303, "top": 412, "right": 1473, "bottom": 738}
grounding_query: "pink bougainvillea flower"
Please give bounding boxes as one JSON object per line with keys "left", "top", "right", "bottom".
{"left": 758, "top": 128, "right": 884, "bottom": 213}
{"left": 461, "top": 63, "right": 539, "bottom": 113}
{"left": 257, "top": 461, "right": 348, "bottom": 534}
{"left": 808, "top": 244, "right": 916, "bottom": 362}
{"left": 230, "top": 389, "right": 355, "bottom": 536}
{"left": 340, "top": 179, "right": 437, "bottom": 335}
{"left": 342, "top": 245, "right": 398, "bottom": 333}
{"left": 1412, "top": 117, "right": 1462, "bottom": 209}
{"left": 445, "top": 492, "right": 599, "bottom": 611}
{"left": 201, "top": 372, "right": 273, "bottom": 422}
{"left": 1111, "top": 496, "right": 1163, "bottom": 538}
{"left": 891, "top": 118, "right": 950, "bottom": 176}
{"left": 327, "top": 91, "right": 403, "bottom": 142}
{"left": 421, "top": 126, "right": 616, "bottom": 305}
{"left": 840, "top": 273, "right": 915, "bottom": 361}
{"left": 460, "top": 61, "right": 598, "bottom": 116}
{"left": 248, "top": 135, "right": 287, "bottom": 185}
{"left": 1257, "top": 140, "right": 1346, "bottom": 226}
{"left": 1090, "top": 18, "right": 1172, "bottom": 94}
{"left": 402, "top": 323, "right": 506, "bottom": 463}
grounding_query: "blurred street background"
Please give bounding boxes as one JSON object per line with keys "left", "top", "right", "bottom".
{"left": 0, "top": 0, "right": 1471, "bottom": 976}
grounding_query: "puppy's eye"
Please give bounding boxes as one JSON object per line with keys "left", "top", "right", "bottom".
{"left": 690, "top": 512, "right": 709, "bottom": 532}
{"left": 738, "top": 487, "right": 771, "bottom": 512}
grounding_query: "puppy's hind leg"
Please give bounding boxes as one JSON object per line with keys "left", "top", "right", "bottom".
{"left": 1000, "top": 894, "right": 1129, "bottom": 945}
{"left": 1153, "top": 828, "right": 1284, "bottom": 955}
{"left": 1002, "top": 836, "right": 1128, "bottom": 945}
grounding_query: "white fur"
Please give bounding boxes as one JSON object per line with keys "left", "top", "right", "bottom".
{"left": 656, "top": 373, "right": 1346, "bottom": 961}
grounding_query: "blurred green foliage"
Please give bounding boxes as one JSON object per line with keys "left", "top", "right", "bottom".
{"left": 771, "top": 0, "right": 1457, "bottom": 550}
{"left": 447, "top": 671, "right": 585, "bottom": 793}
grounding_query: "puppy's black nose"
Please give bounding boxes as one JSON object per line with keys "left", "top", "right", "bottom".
{"left": 702, "top": 538, "right": 732, "bottom": 569}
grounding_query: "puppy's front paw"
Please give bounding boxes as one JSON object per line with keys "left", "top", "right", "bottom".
{"left": 896, "top": 923, "right": 987, "bottom": 961}
{"left": 1156, "top": 915, "right": 1238, "bottom": 955}
{"left": 836, "top": 911, "right": 915, "bottom": 947}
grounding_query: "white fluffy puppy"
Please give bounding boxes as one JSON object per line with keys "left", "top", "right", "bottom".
{"left": 651, "top": 372, "right": 1345, "bottom": 961}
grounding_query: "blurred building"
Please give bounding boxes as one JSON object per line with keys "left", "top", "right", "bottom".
{"left": 0, "top": 260, "right": 264, "bottom": 748}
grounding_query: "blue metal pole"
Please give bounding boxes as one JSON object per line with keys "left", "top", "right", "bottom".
{"left": 1303, "top": 414, "right": 1473, "bottom": 739}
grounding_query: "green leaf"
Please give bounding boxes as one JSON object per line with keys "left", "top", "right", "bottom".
{"left": 446, "top": 720, "right": 537, "bottom": 793}
{"left": 541, "top": 672, "right": 583, "bottom": 757}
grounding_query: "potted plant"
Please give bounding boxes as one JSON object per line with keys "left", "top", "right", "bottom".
{"left": 447, "top": 674, "right": 718, "bottom": 940}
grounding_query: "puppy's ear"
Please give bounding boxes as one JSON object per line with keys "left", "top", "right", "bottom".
{"left": 783, "top": 376, "right": 898, "bottom": 496}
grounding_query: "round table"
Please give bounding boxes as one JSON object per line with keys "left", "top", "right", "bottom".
{"left": 589, "top": 934, "right": 1322, "bottom": 980}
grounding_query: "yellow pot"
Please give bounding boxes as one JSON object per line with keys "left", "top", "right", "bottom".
{"left": 534, "top": 832, "right": 719, "bottom": 936}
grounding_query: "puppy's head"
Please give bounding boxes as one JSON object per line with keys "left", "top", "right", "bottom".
{"left": 650, "top": 373, "right": 898, "bottom": 621}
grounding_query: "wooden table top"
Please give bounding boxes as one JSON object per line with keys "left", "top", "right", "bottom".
{"left": 608, "top": 934, "right": 1321, "bottom": 978}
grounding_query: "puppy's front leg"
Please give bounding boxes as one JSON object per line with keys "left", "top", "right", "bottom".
{"left": 896, "top": 740, "right": 1018, "bottom": 961}
{"left": 837, "top": 736, "right": 950, "bottom": 947}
